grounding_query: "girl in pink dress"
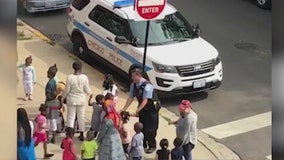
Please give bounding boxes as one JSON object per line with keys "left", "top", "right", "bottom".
{"left": 61, "top": 127, "right": 77, "bottom": 160}
{"left": 33, "top": 104, "right": 54, "bottom": 158}
{"left": 119, "top": 111, "right": 131, "bottom": 155}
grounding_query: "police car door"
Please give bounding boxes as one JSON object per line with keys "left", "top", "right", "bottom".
{"left": 87, "top": 5, "right": 114, "bottom": 62}
{"left": 107, "top": 14, "right": 133, "bottom": 73}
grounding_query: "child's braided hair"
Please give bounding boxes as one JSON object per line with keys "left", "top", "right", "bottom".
{"left": 120, "top": 111, "right": 130, "bottom": 123}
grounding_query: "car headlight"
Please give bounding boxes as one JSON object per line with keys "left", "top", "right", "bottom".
{"left": 152, "top": 62, "right": 177, "bottom": 73}
{"left": 214, "top": 57, "right": 221, "bottom": 66}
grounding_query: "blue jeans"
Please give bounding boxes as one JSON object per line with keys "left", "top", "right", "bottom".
{"left": 182, "top": 142, "right": 195, "bottom": 160}
{"left": 133, "top": 156, "right": 142, "bottom": 160}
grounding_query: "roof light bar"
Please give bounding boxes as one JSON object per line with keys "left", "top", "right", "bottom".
{"left": 113, "top": 0, "right": 135, "bottom": 8}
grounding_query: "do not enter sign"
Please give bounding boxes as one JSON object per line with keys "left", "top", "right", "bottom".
{"left": 135, "top": 0, "right": 167, "bottom": 21}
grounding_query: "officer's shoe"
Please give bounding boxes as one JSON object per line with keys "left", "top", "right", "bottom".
{"left": 146, "top": 147, "right": 156, "bottom": 154}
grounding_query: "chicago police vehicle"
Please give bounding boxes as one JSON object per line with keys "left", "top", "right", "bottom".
{"left": 67, "top": 0, "right": 223, "bottom": 97}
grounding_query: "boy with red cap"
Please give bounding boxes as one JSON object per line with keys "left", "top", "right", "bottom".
{"left": 169, "top": 100, "right": 198, "bottom": 160}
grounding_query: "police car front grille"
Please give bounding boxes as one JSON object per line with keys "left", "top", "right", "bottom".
{"left": 176, "top": 60, "right": 214, "bottom": 77}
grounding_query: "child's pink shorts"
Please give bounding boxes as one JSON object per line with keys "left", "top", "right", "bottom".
{"left": 33, "top": 132, "right": 47, "bottom": 145}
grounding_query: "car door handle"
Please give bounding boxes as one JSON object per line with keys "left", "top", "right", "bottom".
{"left": 84, "top": 22, "right": 89, "bottom": 26}
{"left": 106, "top": 37, "right": 112, "bottom": 41}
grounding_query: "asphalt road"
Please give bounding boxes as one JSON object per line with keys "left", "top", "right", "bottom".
{"left": 18, "top": 0, "right": 271, "bottom": 159}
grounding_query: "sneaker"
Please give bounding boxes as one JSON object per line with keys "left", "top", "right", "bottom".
{"left": 78, "top": 134, "right": 84, "bottom": 141}
{"left": 146, "top": 147, "right": 156, "bottom": 154}
{"left": 28, "top": 96, "right": 33, "bottom": 100}
{"left": 24, "top": 97, "right": 28, "bottom": 101}
{"left": 44, "top": 153, "right": 54, "bottom": 159}
{"left": 51, "top": 137, "right": 56, "bottom": 144}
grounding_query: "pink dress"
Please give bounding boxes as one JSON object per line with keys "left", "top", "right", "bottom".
{"left": 62, "top": 137, "right": 76, "bottom": 160}
{"left": 33, "top": 114, "right": 47, "bottom": 145}
{"left": 119, "top": 123, "right": 131, "bottom": 144}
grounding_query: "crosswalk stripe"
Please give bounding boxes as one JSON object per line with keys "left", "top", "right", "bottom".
{"left": 201, "top": 112, "right": 271, "bottom": 139}
{"left": 266, "top": 154, "right": 271, "bottom": 160}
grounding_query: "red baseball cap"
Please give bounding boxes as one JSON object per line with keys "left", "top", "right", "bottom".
{"left": 178, "top": 100, "right": 191, "bottom": 111}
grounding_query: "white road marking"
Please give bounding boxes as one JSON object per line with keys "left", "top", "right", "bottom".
{"left": 266, "top": 154, "right": 271, "bottom": 160}
{"left": 201, "top": 112, "right": 271, "bottom": 139}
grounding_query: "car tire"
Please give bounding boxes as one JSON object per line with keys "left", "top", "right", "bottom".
{"left": 256, "top": 0, "right": 271, "bottom": 9}
{"left": 72, "top": 34, "right": 89, "bottom": 59}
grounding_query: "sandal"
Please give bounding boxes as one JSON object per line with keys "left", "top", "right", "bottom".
{"left": 44, "top": 153, "right": 54, "bottom": 159}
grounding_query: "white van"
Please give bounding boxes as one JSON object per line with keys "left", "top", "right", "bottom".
{"left": 67, "top": 0, "right": 223, "bottom": 97}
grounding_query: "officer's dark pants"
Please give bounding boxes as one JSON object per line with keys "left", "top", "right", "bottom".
{"left": 139, "top": 109, "right": 159, "bottom": 149}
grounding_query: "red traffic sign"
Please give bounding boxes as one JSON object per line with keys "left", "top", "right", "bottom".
{"left": 135, "top": 0, "right": 167, "bottom": 20}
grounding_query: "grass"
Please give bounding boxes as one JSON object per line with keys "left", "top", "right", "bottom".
{"left": 46, "top": 40, "right": 56, "bottom": 46}
{"left": 17, "top": 30, "right": 32, "bottom": 40}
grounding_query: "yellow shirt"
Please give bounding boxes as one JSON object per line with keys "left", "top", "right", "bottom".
{"left": 80, "top": 140, "right": 98, "bottom": 159}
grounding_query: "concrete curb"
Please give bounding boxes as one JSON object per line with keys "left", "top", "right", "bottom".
{"left": 17, "top": 19, "right": 57, "bottom": 46}
{"left": 17, "top": 18, "right": 241, "bottom": 160}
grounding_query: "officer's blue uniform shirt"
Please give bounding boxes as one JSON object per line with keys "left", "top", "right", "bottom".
{"left": 129, "top": 78, "right": 154, "bottom": 99}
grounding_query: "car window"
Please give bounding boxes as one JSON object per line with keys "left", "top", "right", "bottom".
{"left": 128, "top": 11, "right": 198, "bottom": 46}
{"left": 89, "top": 6, "right": 108, "bottom": 23}
{"left": 72, "top": 0, "right": 90, "bottom": 10}
{"left": 89, "top": 6, "right": 131, "bottom": 40}
{"left": 107, "top": 15, "right": 130, "bottom": 39}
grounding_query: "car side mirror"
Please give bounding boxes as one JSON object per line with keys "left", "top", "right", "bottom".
{"left": 115, "top": 36, "right": 131, "bottom": 44}
{"left": 192, "top": 24, "right": 201, "bottom": 35}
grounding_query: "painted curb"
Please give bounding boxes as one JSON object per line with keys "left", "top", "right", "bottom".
{"left": 17, "top": 18, "right": 241, "bottom": 160}
{"left": 17, "top": 19, "right": 57, "bottom": 47}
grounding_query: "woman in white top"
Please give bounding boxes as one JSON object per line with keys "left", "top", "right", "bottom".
{"left": 62, "top": 60, "right": 92, "bottom": 141}
{"left": 102, "top": 74, "right": 118, "bottom": 106}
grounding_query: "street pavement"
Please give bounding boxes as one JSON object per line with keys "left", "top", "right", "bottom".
{"left": 16, "top": 20, "right": 234, "bottom": 160}
{"left": 17, "top": 0, "right": 271, "bottom": 159}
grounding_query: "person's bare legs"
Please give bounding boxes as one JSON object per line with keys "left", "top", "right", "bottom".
{"left": 43, "top": 142, "right": 54, "bottom": 158}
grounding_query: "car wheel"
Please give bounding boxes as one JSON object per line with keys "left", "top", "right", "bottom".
{"left": 72, "top": 35, "right": 89, "bottom": 59}
{"left": 256, "top": 0, "right": 271, "bottom": 9}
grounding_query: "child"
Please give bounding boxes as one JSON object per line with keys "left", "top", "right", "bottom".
{"left": 17, "top": 55, "right": 36, "bottom": 101}
{"left": 102, "top": 74, "right": 118, "bottom": 105}
{"left": 155, "top": 139, "right": 171, "bottom": 160}
{"left": 45, "top": 64, "right": 61, "bottom": 144}
{"left": 104, "top": 92, "right": 114, "bottom": 101}
{"left": 81, "top": 131, "right": 98, "bottom": 160}
{"left": 88, "top": 94, "right": 105, "bottom": 138}
{"left": 119, "top": 111, "right": 131, "bottom": 154}
{"left": 56, "top": 81, "right": 66, "bottom": 133}
{"left": 171, "top": 137, "right": 184, "bottom": 160}
{"left": 61, "top": 127, "right": 77, "bottom": 160}
{"left": 33, "top": 104, "right": 54, "bottom": 158}
{"left": 130, "top": 122, "right": 144, "bottom": 160}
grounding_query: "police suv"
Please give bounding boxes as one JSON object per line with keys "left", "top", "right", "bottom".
{"left": 67, "top": 0, "right": 223, "bottom": 97}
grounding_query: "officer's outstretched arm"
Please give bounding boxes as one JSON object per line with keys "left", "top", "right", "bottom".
{"left": 122, "top": 96, "right": 134, "bottom": 111}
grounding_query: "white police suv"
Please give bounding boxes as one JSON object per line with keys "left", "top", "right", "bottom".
{"left": 67, "top": 0, "right": 223, "bottom": 97}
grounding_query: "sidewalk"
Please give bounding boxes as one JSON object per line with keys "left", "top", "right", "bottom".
{"left": 17, "top": 19, "right": 238, "bottom": 160}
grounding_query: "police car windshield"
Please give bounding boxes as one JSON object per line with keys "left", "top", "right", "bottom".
{"left": 128, "top": 11, "right": 198, "bottom": 46}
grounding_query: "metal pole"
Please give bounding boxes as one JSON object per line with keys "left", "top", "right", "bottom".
{"left": 142, "top": 20, "right": 150, "bottom": 73}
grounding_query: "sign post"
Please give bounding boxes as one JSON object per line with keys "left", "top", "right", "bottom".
{"left": 134, "top": 0, "right": 167, "bottom": 73}
{"left": 142, "top": 20, "right": 150, "bottom": 73}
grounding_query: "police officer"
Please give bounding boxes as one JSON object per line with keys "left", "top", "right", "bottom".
{"left": 122, "top": 68, "right": 160, "bottom": 154}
